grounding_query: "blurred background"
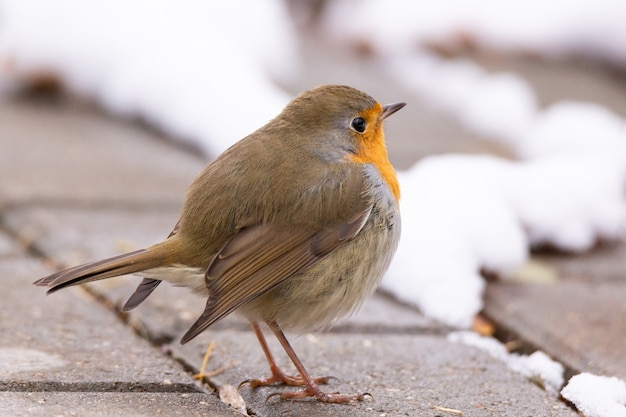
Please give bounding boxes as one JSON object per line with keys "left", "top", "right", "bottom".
{"left": 2, "top": 0, "right": 626, "bottom": 161}
{"left": 1, "top": 0, "right": 625, "bottom": 331}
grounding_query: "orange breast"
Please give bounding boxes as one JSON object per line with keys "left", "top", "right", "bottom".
{"left": 348, "top": 127, "right": 400, "bottom": 202}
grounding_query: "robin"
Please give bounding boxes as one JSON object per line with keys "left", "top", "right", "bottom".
{"left": 35, "top": 84, "right": 405, "bottom": 403}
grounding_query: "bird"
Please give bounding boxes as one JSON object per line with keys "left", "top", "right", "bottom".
{"left": 34, "top": 84, "right": 405, "bottom": 403}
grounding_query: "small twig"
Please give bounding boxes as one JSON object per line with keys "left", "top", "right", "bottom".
{"left": 193, "top": 341, "right": 215, "bottom": 381}
{"left": 433, "top": 405, "right": 464, "bottom": 415}
{"left": 204, "top": 361, "right": 239, "bottom": 378}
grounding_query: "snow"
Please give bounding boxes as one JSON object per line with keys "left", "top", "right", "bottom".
{"left": 448, "top": 331, "right": 564, "bottom": 394}
{"left": 516, "top": 102, "right": 626, "bottom": 163}
{"left": 0, "top": 0, "right": 294, "bottom": 156}
{"left": 561, "top": 373, "right": 626, "bottom": 417}
{"left": 322, "top": 0, "right": 626, "bottom": 67}
{"left": 389, "top": 54, "right": 539, "bottom": 143}
{"left": 385, "top": 156, "right": 528, "bottom": 327}
{"left": 380, "top": 32, "right": 626, "bottom": 326}
{"left": 383, "top": 55, "right": 626, "bottom": 322}
{"left": 384, "top": 153, "right": 626, "bottom": 326}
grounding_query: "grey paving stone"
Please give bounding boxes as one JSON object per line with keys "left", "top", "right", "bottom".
{"left": 534, "top": 244, "right": 626, "bottom": 283}
{"left": 0, "top": 97, "right": 203, "bottom": 206}
{"left": 0, "top": 257, "right": 240, "bottom": 416}
{"left": 484, "top": 246, "right": 626, "bottom": 382}
{"left": 484, "top": 278, "right": 626, "bottom": 380}
{"left": 0, "top": 392, "right": 240, "bottom": 417}
{"left": 5, "top": 210, "right": 575, "bottom": 416}
{"left": 3, "top": 205, "right": 178, "bottom": 268}
{"left": 4, "top": 175, "right": 573, "bottom": 416}
{"left": 470, "top": 51, "right": 626, "bottom": 117}
{"left": 175, "top": 330, "right": 576, "bottom": 417}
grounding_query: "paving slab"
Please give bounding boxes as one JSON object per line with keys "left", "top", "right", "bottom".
{"left": 5, "top": 206, "right": 575, "bottom": 416}
{"left": 469, "top": 51, "right": 626, "bottom": 117}
{"left": 484, "top": 270, "right": 626, "bottom": 380}
{"left": 174, "top": 330, "right": 576, "bottom": 417}
{"left": 533, "top": 244, "right": 626, "bottom": 283}
{"left": 0, "top": 96, "right": 203, "bottom": 206}
{"left": 0, "top": 251, "right": 578, "bottom": 417}
{"left": 0, "top": 257, "right": 240, "bottom": 417}
{"left": 3, "top": 205, "right": 178, "bottom": 268}
{"left": 0, "top": 392, "right": 234, "bottom": 417}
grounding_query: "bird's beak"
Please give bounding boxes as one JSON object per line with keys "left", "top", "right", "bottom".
{"left": 381, "top": 102, "right": 406, "bottom": 120}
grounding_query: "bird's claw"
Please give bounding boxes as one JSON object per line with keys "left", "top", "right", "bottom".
{"left": 264, "top": 388, "right": 372, "bottom": 403}
{"left": 239, "top": 373, "right": 332, "bottom": 388}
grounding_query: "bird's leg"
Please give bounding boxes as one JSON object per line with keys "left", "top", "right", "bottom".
{"left": 264, "top": 320, "right": 368, "bottom": 403}
{"left": 240, "top": 322, "right": 330, "bottom": 388}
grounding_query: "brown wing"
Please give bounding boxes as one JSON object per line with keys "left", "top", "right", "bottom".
{"left": 180, "top": 206, "right": 371, "bottom": 344}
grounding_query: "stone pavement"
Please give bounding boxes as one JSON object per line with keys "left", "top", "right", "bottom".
{"left": 0, "top": 52, "right": 624, "bottom": 416}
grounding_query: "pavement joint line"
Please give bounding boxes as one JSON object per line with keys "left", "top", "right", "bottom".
{"left": 75, "top": 282, "right": 228, "bottom": 399}
{"left": 0, "top": 381, "right": 202, "bottom": 393}
{"left": 484, "top": 310, "right": 586, "bottom": 417}
{"left": 322, "top": 323, "right": 453, "bottom": 335}
{"left": 484, "top": 309, "right": 581, "bottom": 383}
{"left": 461, "top": 313, "right": 582, "bottom": 415}
{"left": 0, "top": 210, "right": 59, "bottom": 267}
{"left": 192, "top": 319, "right": 453, "bottom": 336}
{"left": 118, "top": 115, "right": 211, "bottom": 161}
{"left": 0, "top": 211, "right": 219, "bottom": 398}
{"left": 482, "top": 301, "right": 584, "bottom": 415}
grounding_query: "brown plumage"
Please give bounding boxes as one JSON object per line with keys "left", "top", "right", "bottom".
{"left": 35, "top": 84, "right": 404, "bottom": 403}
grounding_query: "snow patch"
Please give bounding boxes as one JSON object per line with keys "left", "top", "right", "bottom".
{"left": 562, "top": 373, "right": 626, "bottom": 417}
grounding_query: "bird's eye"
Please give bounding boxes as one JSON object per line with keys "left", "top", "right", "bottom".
{"left": 350, "top": 117, "right": 366, "bottom": 133}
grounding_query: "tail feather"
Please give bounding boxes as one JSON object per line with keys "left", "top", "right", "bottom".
{"left": 121, "top": 278, "right": 162, "bottom": 311}
{"left": 34, "top": 249, "right": 166, "bottom": 294}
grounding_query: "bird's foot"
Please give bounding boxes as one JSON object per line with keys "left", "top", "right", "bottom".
{"left": 266, "top": 384, "right": 372, "bottom": 403}
{"left": 239, "top": 365, "right": 331, "bottom": 388}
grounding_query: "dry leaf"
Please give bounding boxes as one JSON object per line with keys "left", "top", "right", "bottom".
{"left": 219, "top": 384, "right": 247, "bottom": 415}
{"left": 472, "top": 315, "right": 495, "bottom": 336}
